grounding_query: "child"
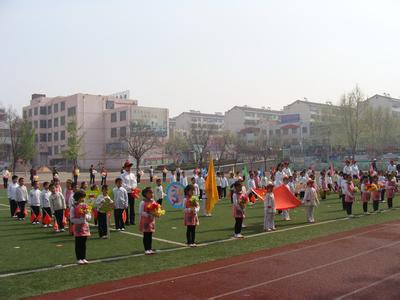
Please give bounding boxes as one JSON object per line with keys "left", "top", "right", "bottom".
{"left": 360, "top": 177, "right": 371, "bottom": 215}
{"left": 232, "top": 181, "right": 245, "bottom": 238}
{"left": 70, "top": 190, "right": 91, "bottom": 265}
{"left": 40, "top": 182, "right": 52, "bottom": 227}
{"left": 28, "top": 181, "right": 41, "bottom": 224}
{"left": 7, "top": 175, "right": 18, "bottom": 218}
{"left": 378, "top": 171, "right": 386, "bottom": 202}
{"left": 139, "top": 187, "right": 157, "bottom": 254}
{"left": 298, "top": 171, "right": 308, "bottom": 199}
{"left": 183, "top": 184, "right": 199, "bottom": 246}
{"left": 95, "top": 185, "right": 113, "bottom": 239}
{"left": 344, "top": 176, "right": 355, "bottom": 218}
{"left": 113, "top": 178, "right": 128, "bottom": 231}
{"left": 263, "top": 182, "right": 276, "bottom": 231}
{"left": 198, "top": 174, "right": 205, "bottom": 201}
{"left": 49, "top": 183, "right": 66, "bottom": 232}
{"left": 260, "top": 172, "right": 268, "bottom": 189}
{"left": 216, "top": 172, "right": 222, "bottom": 199}
{"left": 220, "top": 173, "right": 229, "bottom": 199}
{"left": 303, "top": 179, "right": 320, "bottom": 223}
{"left": 339, "top": 173, "right": 347, "bottom": 210}
{"left": 154, "top": 178, "right": 165, "bottom": 205}
{"left": 228, "top": 173, "right": 236, "bottom": 204}
{"left": 15, "top": 177, "right": 28, "bottom": 221}
{"left": 53, "top": 178, "right": 63, "bottom": 194}
{"left": 191, "top": 177, "right": 200, "bottom": 198}
{"left": 319, "top": 170, "right": 327, "bottom": 200}
{"left": 281, "top": 176, "right": 291, "bottom": 221}
{"left": 180, "top": 171, "right": 188, "bottom": 187}
{"left": 386, "top": 174, "right": 396, "bottom": 209}
{"left": 371, "top": 176, "right": 381, "bottom": 213}
{"left": 80, "top": 181, "right": 88, "bottom": 192}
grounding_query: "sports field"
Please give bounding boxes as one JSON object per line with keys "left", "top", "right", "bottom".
{"left": 0, "top": 186, "right": 399, "bottom": 299}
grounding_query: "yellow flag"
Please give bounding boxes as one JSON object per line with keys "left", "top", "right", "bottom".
{"left": 205, "top": 157, "right": 219, "bottom": 214}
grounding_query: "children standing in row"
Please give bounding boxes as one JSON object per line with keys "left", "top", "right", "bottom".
{"left": 344, "top": 176, "right": 355, "bottom": 218}
{"left": 360, "top": 177, "right": 371, "bottom": 215}
{"left": 154, "top": 178, "right": 165, "bottom": 205}
{"left": 7, "top": 175, "right": 18, "bottom": 217}
{"left": 40, "top": 182, "right": 52, "bottom": 227}
{"left": 386, "top": 174, "right": 396, "bottom": 209}
{"left": 95, "top": 185, "right": 112, "bottom": 239}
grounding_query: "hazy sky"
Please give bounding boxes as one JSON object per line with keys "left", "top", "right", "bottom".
{"left": 1, "top": 0, "right": 400, "bottom": 117}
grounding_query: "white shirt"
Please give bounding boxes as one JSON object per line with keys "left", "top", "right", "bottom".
{"left": 247, "top": 178, "right": 256, "bottom": 190}
{"left": 351, "top": 164, "right": 359, "bottom": 177}
{"left": 112, "top": 186, "right": 129, "bottom": 209}
{"left": 180, "top": 176, "right": 188, "bottom": 187}
{"left": 193, "top": 183, "right": 200, "bottom": 196}
{"left": 221, "top": 177, "right": 229, "bottom": 188}
{"left": 28, "top": 188, "right": 41, "bottom": 206}
{"left": 2, "top": 169, "right": 10, "bottom": 178}
{"left": 16, "top": 185, "right": 28, "bottom": 202}
{"left": 343, "top": 165, "right": 352, "bottom": 175}
{"left": 154, "top": 185, "right": 164, "bottom": 200}
{"left": 260, "top": 176, "right": 268, "bottom": 187}
{"left": 264, "top": 192, "right": 275, "bottom": 213}
{"left": 282, "top": 167, "right": 292, "bottom": 177}
{"left": 216, "top": 177, "right": 222, "bottom": 187}
{"left": 198, "top": 177, "right": 205, "bottom": 190}
{"left": 120, "top": 171, "right": 137, "bottom": 192}
{"left": 387, "top": 164, "right": 397, "bottom": 174}
{"left": 40, "top": 190, "right": 51, "bottom": 208}
{"left": 274, "top": 171, "right": 284, "bottom": 186}
{"left": 7, "top": 182, "right": 18, "bottom": 200}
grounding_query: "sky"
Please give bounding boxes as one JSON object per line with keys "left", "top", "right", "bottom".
{"left": 1, "top": 0, "right": 400, "bottom": 117}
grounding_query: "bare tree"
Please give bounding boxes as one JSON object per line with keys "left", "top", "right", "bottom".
{"left": 188, "top": 124, "right": 215, "bottom": 168}
{"left": 164, "top": 134, "right": 190, "bottom": 166}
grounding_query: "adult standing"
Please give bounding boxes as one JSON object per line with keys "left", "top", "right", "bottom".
{"left": 342, "top": 160, "right": 352, "bottom": 177}
{"left": 351, "top": 160, "right": 359, "bottom": 179}
{"left": 100, "top": 167, "right": 107, "bottom": 186}
{"left": 120, "top": 160, "right": 138, "bottom": 225}
{"left": 72, "top": 164, "right": 80, "bottom": 185}
{"left": 149, "top": 166, "right": 154, "bottom": 183}
{"left": 2, "top": 167, "right": 10, "bottom": 189}
{"left": 162, "top": 166, "right": 168, "bottom": 183}
{"left": 89, "top": 164, "right": 96, "bottom": 185}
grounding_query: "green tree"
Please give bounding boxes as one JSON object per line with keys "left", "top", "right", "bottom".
{"left": 62, "top": 120, "right": 85, "bottom": 166}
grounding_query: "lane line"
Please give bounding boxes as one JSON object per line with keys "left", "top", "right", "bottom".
{"left": 208, "top": 240, "right": 400, "bottom": 299}
{"left": 75, "top": 226, "right": 386, "bottom": 299}
{"left": 334, "top": 271, "right": 400, "bottom": 300}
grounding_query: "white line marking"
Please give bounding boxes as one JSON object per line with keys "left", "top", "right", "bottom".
{"left": 334, "top": 271, "right": 400, "bottom": 299}
{"left": 0, "top": 203, "right": 10, "bottom": 207}
{"left": 117, "top": 229, "right": 187, "bottom": 247}
{"left": 75, "top": 226, "right": 386, "bottom": 300}
{"left": 208, "top": 240, "right": 400, "bottom": 300}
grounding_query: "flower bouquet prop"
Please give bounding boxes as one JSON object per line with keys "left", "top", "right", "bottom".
{"left": 239, "top": 194, "right": 249, "bottom": 209}
{"left": 366, "top": 184, "right": 379, "bottom": 193}
{"left": 146, "top": 202, "right": 166, "bottom": 218}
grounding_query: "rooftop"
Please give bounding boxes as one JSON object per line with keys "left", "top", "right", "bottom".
{"left": 226, "top": 105, "right": 282, "bottom": 114}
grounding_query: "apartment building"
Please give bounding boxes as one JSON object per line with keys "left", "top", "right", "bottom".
{"left": 364, "top": 94, "right": 400, "bottom": 116}
{"left": 174, "top": 110, "right": 224, "bottom": 137}
{"left": 0, "top": 108, "right": 11, "bottom": 163}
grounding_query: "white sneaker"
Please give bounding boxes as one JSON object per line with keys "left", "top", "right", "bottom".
{"left": 43, "top": 225, "right": 47, "bottom": 228}
{"left": 55, "top": 229, "right": 60, "bottom": 233}
{"left": 60, "top": 229, "right": 65, "bottom": 232}
{"left": 235, "top": 234, "right": 244, "bottom": 238}
{"left": 77, "top": 260, "right": 85, "bottom": 265}
{"left": 116, "top": 228, "right": 121, "bottom": 231}
{"left": 121, "top": 228, "right": 125, "bottom": 231}
{"left": 83, "top": 259, "right": 89, "bottom": 264}
{"left": 241, "top": 224, "right": 247, "bottom": 228}
{"left": 145, "top": 250, "right": 151, "bottom": 255}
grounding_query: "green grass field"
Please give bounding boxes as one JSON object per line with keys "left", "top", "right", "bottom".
{"left": 0, "top": 185, "right": 399, "bottom": 299}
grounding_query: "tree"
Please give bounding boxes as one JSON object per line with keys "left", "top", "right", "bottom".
{"left": 188, "top": 125, "right": 215, "bottom": 168}
{"left": 124, "top": 122, "right": 159, "bottom": 174}
{"left": 62, "top": 120, "right": 85, "bottom": 166}
{"left": 6, "top": 107, "right": 36, "bottom": 172}
{"left": 255, "top": 135, "right": 273, "bottom": 171}
{"left": 164, "top": 134, "right": 190, "bottom": 166}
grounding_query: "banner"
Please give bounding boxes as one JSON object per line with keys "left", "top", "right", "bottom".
{"left": 252, "top": 186, "right": 301, "bottom": 210}
{"left": 166, "top": 182, "right": 185, "bottom": 209}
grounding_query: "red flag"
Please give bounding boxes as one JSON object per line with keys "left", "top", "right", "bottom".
{"left": 252, "top": 188, "right": 267, "bottom": 201}
{"left": 23, "top": 209, "right": 28, "bottom": 217}
{"left": 43, "top": 213, "right": 51, "bottom": 225}
{"left": 122, "top": 210, "right": 127, "bottom": 223}
{"left": 53, "top": 218, "right": 59, "bottom": 231}
{"left": 64, "top": 208, "right": 70, "bottom": 219}
{"left": 30, "top": 212, "right": 36, "bottom": 223}
{"left": 132, "top": 188, "right": 141, "bottom": 199}
{"left": 273, "top": 185, "right": 301, "bottom": 210}
{"left": 62, "top": 216, "right": 67, "bottom": 226}
{"left": 14, "top": 206, "right": 20, "bottom": 216}
{"left": 92, "top": 209, "right": 98, "bottom": 220}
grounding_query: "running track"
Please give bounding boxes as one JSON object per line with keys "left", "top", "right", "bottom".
{"left": 32, "top": 221, "right": 400, "bottom": 299}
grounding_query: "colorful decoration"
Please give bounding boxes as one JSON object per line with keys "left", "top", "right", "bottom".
{"left": 166, "top": 182, "right": 185, "bottom": 209}
{"left": 239, "top": 194, "right": 249, "bottom": 209}
{"left": 98, "top": 196, "right": 114, "bottom": 213}
{"left": 273, "top": 185, "right": 301, "bottom": 210}
{"left": 74, "top": 203, "right": 92, "bottom": 218}
{"left": 145, "top": 202, "right": 166, "bottom": 218}
{"left": 131, "top": 188, "right": 141, "bottom": 199}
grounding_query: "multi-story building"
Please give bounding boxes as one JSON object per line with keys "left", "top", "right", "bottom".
{"left": 364, "top": 94, "right": 400, "bottom": 116}
{"left": 174, "top": 110, "right": 224, "bottom": 137}
{"left": 0, "top": 108, "right": 11, "bottom": 163}
{"left": 223, "top": 105, "right": 282, "bottom": 133}
{"left": 22, "top": 92, "right": 168, "bottom": 169}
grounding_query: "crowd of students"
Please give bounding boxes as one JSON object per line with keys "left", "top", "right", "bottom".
{"left": 5, "top": 159, "right": 398, "bottom": 265}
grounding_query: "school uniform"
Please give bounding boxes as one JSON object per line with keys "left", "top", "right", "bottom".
{"left": 371, "top": 184, "right": 381, "bottom": 212}
{"left": 303, "top": 187, "right": 319, "bottom": 222}
{"left": 40, "top": 189, "right": 52, "bottom": 225}
{"left": 378, "top": 176, "right": 386, "bottom": 202}
{"left": 70, "top": 202, "right": 91, "bottom": 261}
{"left": 216, "top": 176, "right": 222, "bottom": 199}
{"left": 7, "top": 182, "right": 18, "bottom": 217}
{"left": 385, "top": 180, "right": 396, "bottom": 208}
{"left": 228, "top": 177, "right": 236, "bottom": 203}
{"left": 113, "top": 186, "right": 129, "bottom": 230}
{"left": 260, "top": 176, "right": 268, "bottom": 188}
{"left": 154, "top": 185, "right": 164, "bottom": 205}
{"left": 28, "top": 188, "right": 41, "bottom": 223}
{"left": 15, "top": 185, "right": 28, "bottom": 219}
{"left": 50, "top": 192, "right": 66, "bottom": 230}
{"left": 360, "top": 183, "right": 371, "bottom": 213}
{"left": 298, "top": 176, "right": 308, "bottom": 199}
{"left": 198, "top": 177, "right": 205, "bottom": 200}
{"left": 319, "top": 175, "right": 328, "bottom": 199}
{"left": 193, "top": 183, "right": 200, "bottom": 198}
{"left": 343, "top": 165, "right": 352, "bottom": 176}
{"left": 221, "top": 177, "right": 229, "bottom": 199}
{"left": 263, "top": 192, "right": 275, "bottom": 230}
{"left": 95, "top": 194, "right": 112, "bottom": 237}
{"left": 180, "top": 176, "right": 188, "bottom": 187}
{"left": 344, "top": 182, "right": 355, "bottom": 216}
{"left": 232, "top": 192, "right": 244, "bottom": 236}
{"left": 281, "top": 184, "right": 291, "bottom": 220}
{"left": 139, "top": 199, "right": 156, "bottom": 251}
{"left": 340, "top": 177, "right": 347, "bottom": 210}
{"left": 183, "top": 196, "right": 199, "bottom": 245}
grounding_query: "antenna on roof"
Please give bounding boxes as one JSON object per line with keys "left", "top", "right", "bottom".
{"left": 303, "top": 97, "right": 308, "bottom": 101}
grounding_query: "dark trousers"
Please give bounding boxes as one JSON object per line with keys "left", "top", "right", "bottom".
{"left": 363, "top": 202, "right": 368, "bottom": 213}
{"left": 186, "top": 225, "right": 196, "bottom": 244}
{"left": 75, "top": 236, "right": 87, "bottom": 260}
{"left": 381, "top": 189, "right": 385, "bottom": 201}
{"left": 388, "top": 198, "right": 393, "bottom": 209}
{"left": 54, "top": 209, "right": 64, "bottom": 229}
{"left": 137, "top": 174, "right": 141, "bottom": 183}
{"left": 373, "top": 201, "right": 379, "bottom": 212}
{"left": 162, "top": 174, "right": 166, "bottom": 182}
{"left": 73, "top": 175, "right": 78, "bottom": 185}
{"left": 157, "top": 198, "right": 163, "bottom": 205}
{"left": 3, "top": 177, "right": 8, "bottom": 189}
{"left": 222, "top": 187, "right": 227, "bottom": 199}
{"left": 300, "top": 191, "right": 305, "bottom": 200}
{"left": 150, "top": 176, "right": 153, "bottom": 183}
{"left": 17, "top": 201, "right": 26, "bottom": 219}
{"left": 98, "top": 212, "right": 107, "bottom": 237}
{"left": 143, "top": 232, "right": 152, "bottom": 251}
{"left": 217, "top": 186, "right": 222, "bottom": 199}
{"left": 345, "top": 202, "right": 353, "bottom": 215}
{"left": 9, "top": 199, "right": 17, "bottom": 217}
{"left": 42, "top": 207, "right": 51, "bottom": 224}
{"left": 234, "top": 217, "right": 243, "bottom": 234}
{"left": 89, "top": 174, "right": 95, "bottom": 185}
{"left": 101, "top": 177, "right": 107, "bottom": 186}
{"left": 341, "top": 195, "right": 346, "bottom": 210}
{"left": 230, "top": 189, "right": 234, "bottom": 203}
{"left": 128, "top": 193, "right": 135, "bottom": 225}
{"left": 199, "top": 189, "right": 204, "bottom": 200}
{"left": 31, "top": 205, "right": 40, "bottom": 222}
{"left": 114, "top": 208, "right": 125, "bottom": 229}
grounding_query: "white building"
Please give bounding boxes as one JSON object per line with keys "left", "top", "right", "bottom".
{"left": 0, "top": 108, "right": 11, "bottom": 163}
{"left": 365, "top": 94, "right": 400, "bottom": 116}
{"left": 174, "top": 110, "right": 224, "bottom": 137}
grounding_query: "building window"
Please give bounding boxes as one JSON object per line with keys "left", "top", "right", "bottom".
{"left": 302, "top": 127, "right": 308, "bottom": 134}
{"left": 275, "top": 129, "right": 281, "bottom": 135}
{"left": 61, "top": 130, "right": 65, "bottom": 140}
{"left": 111, "top": 112, "right": 117, "bottom": 123}
{"left": 48, "top": 147, "right": 52, "bottom": 155}
{"left": 40, "top": 120, "right": 47, "bottom": 129}
{"left": 54, "top": 118, "right": 58, "bottom": 127}
{"left": 111, "top": 128, "right": 117, "bottom": 138}
{"left": 282, "top": 128, "right": 289, "bottom": 135}
{"left": 54, "top": 103, "right": 58, "bottom": 113}
{"left": 292, "top": 128, "right": 298, "bottom": 134}
{"left": 47, "top": 105, "right": 52, "bottom": 114}
{"left": 120, "top": 111, "right": 127, "bottom": 121}
{"left": 40, "top": 106, "right": 47, "bottom": 115}
{"left": 120, "top": 126, "right": 126, "bottom": 138}
{"left": 54, "top": 132, "right": 59, "bottom": 141}
{"left": 40, "top": 133, "right": 47, "bottom": 142}
{"left": 269, "top": 129, "right": 273, "bottom": 136}
{"left": 23, "top": 110, "right": 27, "bottom": 118}
{"left": 60, "top": 116, "right": 65, "bottom": 126}
{"left": 33, "top": 120, "right": 38, "bottom": 129}
{"left": 47, "top": 119, "right": 52, "bottom": 128}
{"left": 47, "top": 133, "right": 52, "bottom": 142}
{"left": 29, "top": 109, "right": 32, "bottom": 117}
{"left": 67, "top": 106, "right": 76, "bottom": 116}
{"left": 54, "top": 145, "right": 59, "bottom": 155}
{"left": 34, "top": 107, "right": 38, "bottom": 116}
{"left": 106, "top": 100, "right": 115, "bottom": 109}
{"left": 60, "top": 102, "right": 65, "bottom": 111}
